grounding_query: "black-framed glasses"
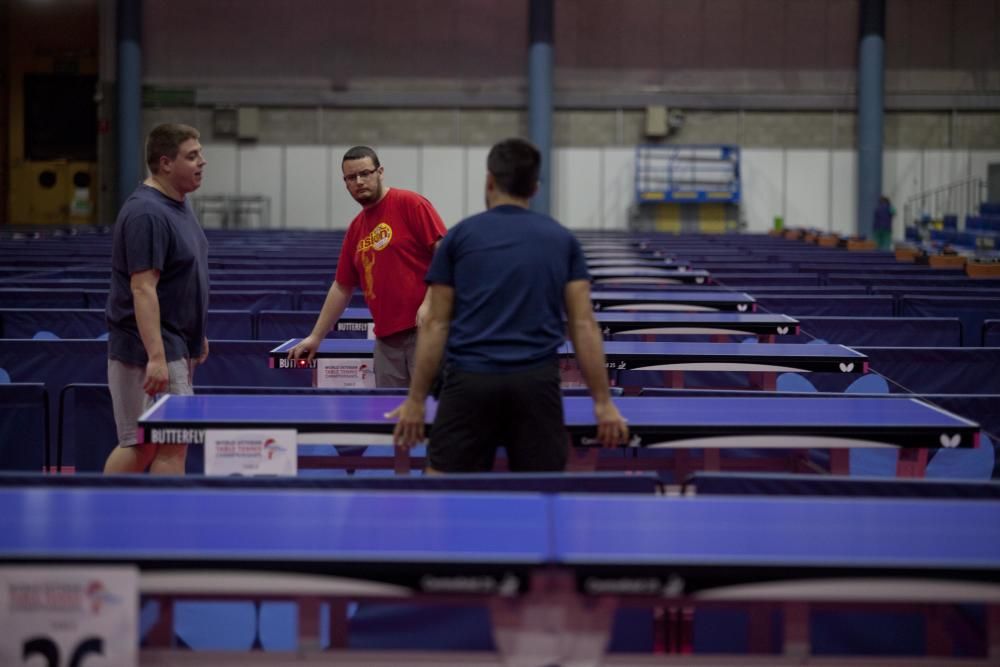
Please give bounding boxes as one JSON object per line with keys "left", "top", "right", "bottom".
{"left": 343, "top": 168, "right": 378, "bottom": 183}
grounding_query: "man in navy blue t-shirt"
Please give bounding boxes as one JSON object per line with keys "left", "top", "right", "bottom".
{"left": 104, "top": 123, "right": 209, "bottom": 475}
{"left": 389, "top": 138, "right": 628, "bottom": 472}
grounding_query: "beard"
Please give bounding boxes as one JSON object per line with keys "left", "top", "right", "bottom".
{"left": 352, "top": 183, "right": 383, "bottom": 206}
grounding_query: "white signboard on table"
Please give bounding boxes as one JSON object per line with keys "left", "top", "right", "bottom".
{"left": 316, "top": 357, "right": 376, "bottom": 388}
{"left": 0, "top": 565, "right": 138, "bottom": 667}
{"left": 204, "top": 429, "right": 297, "bottom": 476}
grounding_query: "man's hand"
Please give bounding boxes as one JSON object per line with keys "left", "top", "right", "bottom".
{"left": 415, "top": 300, "right": 430, "bottom": 328}
{"left": 287, "top": 334, "right": 321, "bottom": 361}
{"left": 593, "top": 399, "right": 629, "bottom": 448}
{"left": 197, "top": 337, "right": 210, "bottom": 365}
{"left": 386, "top": 397, "right": 427, "bottom": 449}
{"left": 144, "top": 358, "right": 169, "bottom": 396}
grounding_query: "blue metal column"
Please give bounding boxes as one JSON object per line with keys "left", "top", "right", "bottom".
{"left": 856, "top": 0, "right": 885, "bottom": 240}
{"left": 528, "top": 0, "right": 553, "bottom": 215}
{"left": 117, "top": 0, "right": 142, "bottom": 208}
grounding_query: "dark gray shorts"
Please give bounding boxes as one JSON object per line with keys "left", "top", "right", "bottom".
{"left": 374, "top": 328, "right": 417, "bottom": 388}
{"left": 428, "top": 361, "right": 568, "bottom": 473}
{"left": 108, "top": 358, "right": 193, "bottom": 447}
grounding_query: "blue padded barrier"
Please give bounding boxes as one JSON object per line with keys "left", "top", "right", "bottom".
{"left": 0, "top": 308, "right": 254, "bottom": 340}
{"left": 900, "top": 296, "right": 1000, "bottom": 347}
{"left": 208, "top": 291, "right": 294, "bottom": 312}
{"left": 984, "top": 320, "right": 1000, "bottom": 347}
{"left": 689, "top": 262, "right": 796, "bottom": 273}
{"left": 195, "top": 341, "right": 312, "bottom": 388}
{"left": 0, "top": 309, "right": 104, "bottom": 338}
{"left": 0, "top": 340, "right": 310, "bottom": 468}
{"left": 301, "top": 291, "right": 367, "bottom": 310}
{"left": 0, "top": 340, "right": 108, "bottom": 466}
{"left": 709, "top": 273, "right": 821, "bottom": 287}
{"left": 11, "top": 279, "right": 107, "bottom": 291}
{"left": 206, "top": 310, "right": 254, "bottom": 340}
{"left": 210, "top": 280, "right": 325, "bottom": 294}
{"left": 721, "top": 285, "right": 868, "bottom": 296}
{"left": 855, "top": 347, "right": 1000, "bottom": 395}
{"left": 258, "top": 310, "right": 322, "bottom": 341}
{"left": 830, "top": 274, "right": 1000, "bottom": 290}
{"left": 54, "top": 385, "right": 206, "bottom": 474}
{"left": 684, "top": 472, "right": 1000, "bottom": 498}
{"left": 0, "top": 288, "right": 89, "bottom": 308}
{"left": 799, "top": 263, "right": 964, "bottom": 276}
{"left": 0, "top": 383, "right": 49, "bottom": 471}
{"left": 791, "top": 316, "right": 961, "bottom": 348}
{"left": 751, "top": 295, "right": 894, "bottom": 317}
{"left": 57, "top": 384, "right": 118, "bottom": 473}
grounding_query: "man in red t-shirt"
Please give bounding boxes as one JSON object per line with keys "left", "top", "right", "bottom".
{"left": 288, "top": 146, "right": 447, "bottom": 387}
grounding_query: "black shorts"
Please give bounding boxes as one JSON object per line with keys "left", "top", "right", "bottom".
{"left": 427, "top": 362, "right": 568, "bottom": 473}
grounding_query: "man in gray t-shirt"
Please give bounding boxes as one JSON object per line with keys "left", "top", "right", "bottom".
{"left": 103, "top": 123, "right": 209, "bottom": 475}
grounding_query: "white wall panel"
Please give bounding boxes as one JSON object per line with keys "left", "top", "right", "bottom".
{"left": 463, "top": 147, "right": 490, "bottom": 219}
{"left": 215, "top": 143, "right": 991, "bottom": 236}
{"left": 237, "top": 145, "right": 284, "bottom": 228}
{"left": 284, "top": 146, "right": 329, "bottom": 229}
{"left": 884, "top": 150, "right": 921, "bottom": 233}
{"left": 419, "top": 147, "right": 465, "bottom": 228}
{"left": 785, "top": 151, "right": 830, "bottom": 232}
{"left": 329, "top": 144, "right": 358, "bottom": 229}
{"left": 198, "top": 143, "right": 238, "bottom": 196}
{"left": 922, "top": 150, "right": 971, "bottom": 192}
{"left": 601, "top": 148, "right": 634, "bottom": 230}
{"left": 741, "top": 149, "right": 784, "bottom": 233}
{"left": 552, "top": 148, "right": 603, "bottom": 229}
{"left": 830, "top": 150, "right": 856, "bottom": 236}
{"left": 378, "top": 147, "right": 419, "bottom": 193}
{"left": 970, "top": 150, "right": 1000, "bottom": 192}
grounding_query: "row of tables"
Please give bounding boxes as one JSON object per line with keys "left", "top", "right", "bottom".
{"left": 4, "top": 234, "right": 996, "bottom": 664}
{"left": 137, "top": 240, "right": 976, "bottom": 478}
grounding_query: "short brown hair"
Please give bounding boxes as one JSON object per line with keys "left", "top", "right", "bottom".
{"left": 146, "top": 123, "right": 200, "bottom": 174}
{"left": 487, "top": 138, "right": 540, "bottom": 198}
{"left": 342, "top": 145, "right": 380, "bottom": 168}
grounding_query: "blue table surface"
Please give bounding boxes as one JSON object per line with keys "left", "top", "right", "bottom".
{"left": 2, "top": 490, "right": 997, "bottom": 571}
{"left": 270, "top": 338, "right": 864, "bottom": 361}
{"left": 335, "top": 310, "right": 797, "bottom": 326}
{"left": 0, "top": 489, "right": 548, "bottom": 562}
{"left": 139, "top": 395, "right": 976, "bottom": 431}
{"left": 589, "top": 268, "right": 710, "bottom": 277}
{"left": 586, "top": 259, "right": 685, "bottom": 268}
{"left": 594, "top": 312, "right": 797, "bottom": 325}
{"left": 591, "top": 290, "right": 754, "bottom": 303}
{"left": 553, "top": 496, "right": 1000, "bottom": 568}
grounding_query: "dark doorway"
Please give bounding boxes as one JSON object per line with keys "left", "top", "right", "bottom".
{"left": 23, "top": 73, "right": 97, "bottom": 161}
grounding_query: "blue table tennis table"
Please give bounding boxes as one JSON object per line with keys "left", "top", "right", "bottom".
{"left": 591, "top": 290, "right": 756, "bottom": 312}
{"left": 586, "top": 258, "right": 687, "bottom": 269}
{"left": 268, "top": 338, "right": 866, "bottom": 390}
{"left": 136, "top": 394, "right": 980, "bottom": 476}
{"left": 333, "top": 309, "right": 799, "bottom": 339}
{"left": 2, "top": 487, "right": 998, "bottom": 660}
{"left": 588, "top": 267, "right": 712, "bottom": 286}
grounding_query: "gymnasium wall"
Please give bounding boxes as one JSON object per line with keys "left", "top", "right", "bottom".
{"left": 146, "top": 136, "right": 1000, "bottom": 237}
{"left": 131, "top": 0, "right": 1000, "bottom": 233}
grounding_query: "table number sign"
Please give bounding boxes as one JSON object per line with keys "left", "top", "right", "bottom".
{"left": 204, "top": 429, "right": 297, "bottom": 476}
{"left": 0, "top": 566, "right": 138, "bottom": 667}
